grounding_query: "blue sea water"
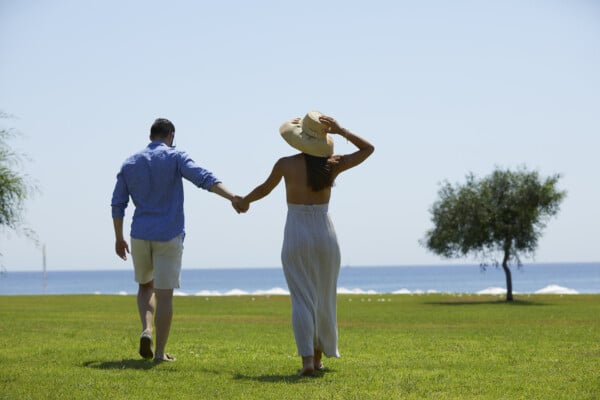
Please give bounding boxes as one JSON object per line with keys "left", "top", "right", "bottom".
{"left": 0, "top": 262, "right": 598, "bottom": 296}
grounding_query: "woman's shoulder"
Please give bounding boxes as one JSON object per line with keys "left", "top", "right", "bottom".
{"left": 277, "top": 153, "right": 304, "bottom": 166}
{"left": 281, "top": 153, "right": 304, "bottom": 161}
{"left": 275, "top": 154, "right": 305, "bottom": 179}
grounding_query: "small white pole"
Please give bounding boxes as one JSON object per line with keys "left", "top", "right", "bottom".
{"left": 42, "top": 244, "right": 47, "bottom": 293}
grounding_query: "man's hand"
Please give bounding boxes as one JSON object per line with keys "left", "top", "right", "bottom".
{"left": 232, "top": 196, "right": 250, "bottom": 214}
{"left": 115, "top": 239, "right": 130, "bottom": 260}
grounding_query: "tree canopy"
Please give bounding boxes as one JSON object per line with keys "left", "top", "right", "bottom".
{"left": 0, "top": 112, "right": 38, "bottom": 262}
{"left": 422, "top": 167, "right": 566, "bottom": 301}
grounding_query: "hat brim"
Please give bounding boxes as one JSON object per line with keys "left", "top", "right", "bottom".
{"left": 279, "top": 120, "right": 334, "bottom": 157}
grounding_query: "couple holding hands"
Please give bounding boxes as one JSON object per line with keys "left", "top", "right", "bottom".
{"left": 111, "top": 111, "right": 374, "bottom": 375}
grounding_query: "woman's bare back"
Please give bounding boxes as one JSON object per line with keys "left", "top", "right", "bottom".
{"left": 280, "top": 154, "right": 332, "bottom": 205}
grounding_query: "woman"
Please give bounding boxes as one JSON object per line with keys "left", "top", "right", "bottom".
{"left": 236, "top": 111, "right": 374, "bottom": 376}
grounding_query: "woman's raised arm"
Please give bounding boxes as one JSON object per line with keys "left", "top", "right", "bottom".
{"left": 319, "top": 115, "right": 374, "bottom": 176}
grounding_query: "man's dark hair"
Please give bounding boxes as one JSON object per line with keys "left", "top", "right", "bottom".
{"left": 304, "top": 153, "right": 335, "bottom": 191}
{"left": 150, "top": 118, "right": 175, "bottom": 139}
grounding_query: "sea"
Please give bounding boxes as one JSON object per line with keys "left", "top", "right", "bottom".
{"left": 0, "top": 262, "right": 598, "bottom": 296}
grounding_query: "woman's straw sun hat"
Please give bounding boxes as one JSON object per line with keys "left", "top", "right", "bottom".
{"left": 279, "top": 111, "right": 334, "bottom": 157}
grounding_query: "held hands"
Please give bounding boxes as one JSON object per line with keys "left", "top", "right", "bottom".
{"left": 232, "top": 195, "right": 250, "bottom": 214}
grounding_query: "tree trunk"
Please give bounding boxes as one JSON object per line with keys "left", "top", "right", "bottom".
{"left": 502, "top": 249, "right": 513, "bottom": 302}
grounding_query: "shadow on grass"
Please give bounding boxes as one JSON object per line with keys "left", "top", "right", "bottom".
{"left": 233, "top": 368, "right": 332, "bottom": 383}
{"left": 82, "top": 359, "right": 155, "bottom": 370}
{"left": 425, "top": 299, "right": 549, "bottom": 306}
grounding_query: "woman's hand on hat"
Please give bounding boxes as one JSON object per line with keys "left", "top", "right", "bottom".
{"left": 319, "top": 115, "right": 343, "bottom": 134}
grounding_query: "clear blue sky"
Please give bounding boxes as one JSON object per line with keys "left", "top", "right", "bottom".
{"left": 1, "top": 1, "right": 599, "bottom": 271}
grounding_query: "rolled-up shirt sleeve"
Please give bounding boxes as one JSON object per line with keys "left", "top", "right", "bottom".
{"left": 111, "top": 171, "right": 129, "bottom": 219}
{"left": 178, "top": 152, "right": 221, "bottom": 190}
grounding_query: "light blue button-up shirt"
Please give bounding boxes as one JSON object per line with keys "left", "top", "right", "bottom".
{"left": 111, "top": 141, "right": 221, "bottom": 241}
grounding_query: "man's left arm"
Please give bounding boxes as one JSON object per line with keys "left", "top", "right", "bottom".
{"left": 113, "top": 218, "right": 129, "bottom": 260}
{"left": 111, "top": 171, "right": 130, "bottom": 260}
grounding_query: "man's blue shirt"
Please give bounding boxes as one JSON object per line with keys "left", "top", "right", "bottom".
{"left": 111, "top": 141, "right": 221, "bottom": 241}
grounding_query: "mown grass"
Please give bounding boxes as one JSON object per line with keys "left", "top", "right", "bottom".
{"left": 0, "top": 294, "right": 598, "bottom": 399}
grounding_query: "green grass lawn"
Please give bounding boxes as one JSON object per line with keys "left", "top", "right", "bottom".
{"left": 1, "top": 294, "right": 598, "bottom": 399}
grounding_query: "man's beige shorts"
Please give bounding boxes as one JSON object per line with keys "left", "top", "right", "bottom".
{"left": 131, "top": 234, "right": 183, "bottom": 290}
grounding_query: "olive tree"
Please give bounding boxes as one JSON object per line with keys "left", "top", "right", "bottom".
{"left": 422, "top": 167, "right": 566, "bottom": 301}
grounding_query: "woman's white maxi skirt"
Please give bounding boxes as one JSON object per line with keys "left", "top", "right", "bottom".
{"left": 281, "top": 203, "right": 341, "bottom": 358}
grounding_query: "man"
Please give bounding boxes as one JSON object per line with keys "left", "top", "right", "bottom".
{"left": 111, "top": 118, "right": 241, "bottom": 362}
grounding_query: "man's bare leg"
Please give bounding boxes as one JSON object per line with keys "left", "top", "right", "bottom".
{"left": 153, "top": 288, "right": 175, "bottom": 361}
{"left": 137, "top": 282, "right": 155, "bottom": 359}
{"left": 138, "top": 281, "right": 155, "bottom": 333}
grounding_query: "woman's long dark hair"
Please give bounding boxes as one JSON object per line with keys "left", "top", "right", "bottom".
{"left": 304, "top": 153, "right": 335, "bottom": 191}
